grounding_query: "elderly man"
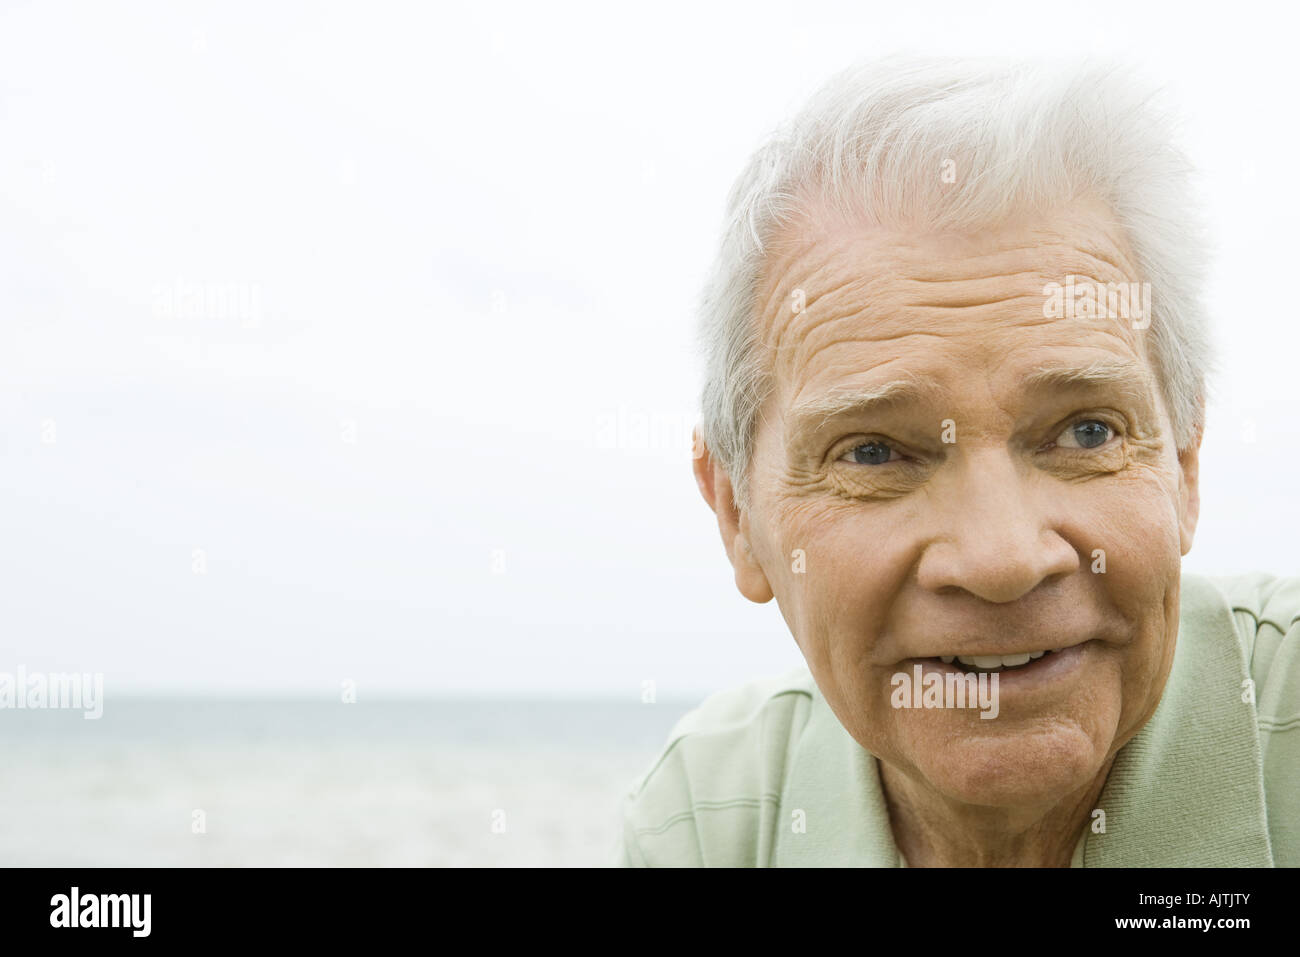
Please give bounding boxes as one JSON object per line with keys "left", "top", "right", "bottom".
{"left": 615, "top": 56, "right": 1299, "bottom": 867}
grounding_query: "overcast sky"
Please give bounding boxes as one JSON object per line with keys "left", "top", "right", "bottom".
{"left": 2, "top": 0, "right": 1297, "bottom": 697}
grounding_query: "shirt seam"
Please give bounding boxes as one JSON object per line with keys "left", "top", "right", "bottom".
{"left": 633, "top": 793, "right": 783, "bottom": 838}
{"left": 1258, "top": 716, "right": 1300, "bottom": 732}
{"left": 1229, "top": 604, "right": 1298, "bottom": 636}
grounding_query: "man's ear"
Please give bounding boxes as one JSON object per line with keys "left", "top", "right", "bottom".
{"left": 692, "top": 428, "right": 774, "bottom": 603}
{"left": 1177, "top": 419, "right": 1204, "bottom": 557}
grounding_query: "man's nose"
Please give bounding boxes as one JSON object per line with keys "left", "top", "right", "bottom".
{"left": 915, "top": 450, "right": 1079, "bottom": 603}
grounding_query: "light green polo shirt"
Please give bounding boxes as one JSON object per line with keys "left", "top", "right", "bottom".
{"left": 614, "top": 572, "right": 1300, "bottom": 866}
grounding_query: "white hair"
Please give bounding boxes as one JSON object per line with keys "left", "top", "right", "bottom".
{"left": 696, "top": 55, "right": 1213, "bottom": 512}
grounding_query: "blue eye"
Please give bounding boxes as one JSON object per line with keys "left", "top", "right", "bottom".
{"left": 844, "top": 441, "right": 896, "bottom": 465}
{"left": 1057, "top": 419, "right": 1113, "bottom": 450}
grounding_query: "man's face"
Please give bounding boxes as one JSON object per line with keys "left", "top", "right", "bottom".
{"left": 728, "top": 197, "right": 1200, "bottom": 808}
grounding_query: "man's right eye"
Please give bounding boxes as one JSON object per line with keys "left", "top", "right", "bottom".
{"left": 840, "top": 441, "right": 899, "bottom": 465}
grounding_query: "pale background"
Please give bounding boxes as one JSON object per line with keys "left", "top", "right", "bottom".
{"left": 0, "top": 0, "right": 1296, "bottom": 865}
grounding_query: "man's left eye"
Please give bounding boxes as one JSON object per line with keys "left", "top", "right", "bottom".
{"left": 840, "top": 440, "right": 900, "bottom": 465}
{"left": 1055, "top": 419, "right": 1114, "bottom": 450}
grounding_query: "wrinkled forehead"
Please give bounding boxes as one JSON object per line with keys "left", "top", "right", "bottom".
{"left": 753, "top": 197, "right": 1158, "bottom": 404}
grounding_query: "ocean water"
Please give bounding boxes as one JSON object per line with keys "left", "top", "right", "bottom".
{"left": 0, "top": 698, "right": 695, "bottom": 867}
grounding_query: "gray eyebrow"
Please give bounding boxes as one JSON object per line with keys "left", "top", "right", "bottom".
{"left": 787, "top": 375, "right": 943, "bottom": 429}
{"left": 1020, "top": 359, "right": 1156, "bottom": 399}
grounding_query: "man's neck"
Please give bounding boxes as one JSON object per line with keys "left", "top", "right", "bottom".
{"left": 878, "top": 757, "right": 1114, "bottom": 867}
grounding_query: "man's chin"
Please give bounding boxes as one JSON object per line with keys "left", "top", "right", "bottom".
{"left": 898, "top": 727, "right": 1109, "bottom": 808}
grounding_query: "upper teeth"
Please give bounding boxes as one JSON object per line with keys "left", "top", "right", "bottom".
{"left": 939, "top": 651, "right": 1049, "bottom": 668}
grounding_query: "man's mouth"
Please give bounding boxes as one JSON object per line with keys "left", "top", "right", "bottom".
{"left": 933, "top": 650, "right": 1054, "bottom": 674}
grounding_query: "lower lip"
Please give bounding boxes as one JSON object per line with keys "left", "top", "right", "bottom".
{"left": 905, "top": 641, "right": 1092, "bottom": 694}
